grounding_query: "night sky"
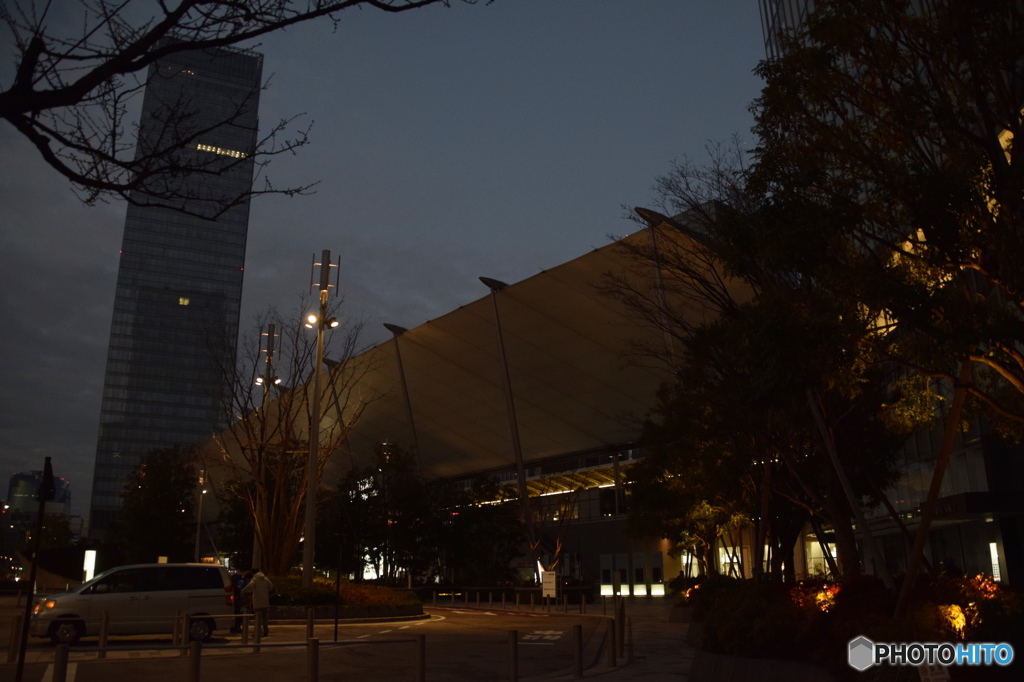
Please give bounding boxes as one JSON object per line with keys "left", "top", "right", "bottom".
{"left": 0, "top": 1, "right": 767, "bottom": 517}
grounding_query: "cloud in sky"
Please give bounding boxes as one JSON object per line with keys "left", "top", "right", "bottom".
{"left": 0, "top": 0, "right": 766, "bottom": 517}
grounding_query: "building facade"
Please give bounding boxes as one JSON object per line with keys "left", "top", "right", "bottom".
{"left": 89, "top": 46, "right": 263, "bottom": 534}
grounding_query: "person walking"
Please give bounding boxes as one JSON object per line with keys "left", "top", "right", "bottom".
{"left": 242, "top": 568, "right": 273, "bottom": 637}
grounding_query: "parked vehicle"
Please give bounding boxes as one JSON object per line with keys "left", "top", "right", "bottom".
{"left": 30, "top": 563, "right": 234, "bottom": 644}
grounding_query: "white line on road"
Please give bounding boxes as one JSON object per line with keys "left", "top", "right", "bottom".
{"left": 42, "top": 663, "right": 78, "bottom": 682}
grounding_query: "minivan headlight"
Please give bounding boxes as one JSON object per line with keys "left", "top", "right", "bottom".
{"left": 33, "top": 599, "right": 58, "bottom": 614}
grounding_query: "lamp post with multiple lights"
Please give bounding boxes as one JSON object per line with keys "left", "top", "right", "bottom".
{"left": 303, "top": 250, "right": 339, "bottom": 589}
{"left": 252, "top": 324, "right": 280, "bottom": 568}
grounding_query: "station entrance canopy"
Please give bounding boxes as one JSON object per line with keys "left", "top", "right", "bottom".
{"left": 329, "top": 210, "right": 746, "bottom": 481}
{"left": 335, "top": 232, "right": 663, "bottom": 480}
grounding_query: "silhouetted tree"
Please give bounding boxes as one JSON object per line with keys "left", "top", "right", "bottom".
{"left": 108, "top": 445, "right": 199, "bottom": 563}
{"left": 1, "top": 0, "right": 488, "bottom": 214}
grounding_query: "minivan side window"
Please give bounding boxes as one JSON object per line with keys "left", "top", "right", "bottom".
{"left": 89, "top": 568, "right": 152, "bottom": 594}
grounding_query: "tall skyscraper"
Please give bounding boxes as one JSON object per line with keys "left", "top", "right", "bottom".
{"left": 89, "top": 46, "right": 263, "bottom": 534}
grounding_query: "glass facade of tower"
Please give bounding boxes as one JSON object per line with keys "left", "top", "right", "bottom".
{"left": 89, "top": 46, "right": 263, "bottom": 533}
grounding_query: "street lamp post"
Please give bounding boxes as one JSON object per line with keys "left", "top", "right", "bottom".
{"left": 194, "top": 468, "right": 206, "bottom": 563}
{"left": 303, "top": 250, "right": 339, "bottom": 589}
{"left": 253, "top": 324, "right": 280, "bottom": 569}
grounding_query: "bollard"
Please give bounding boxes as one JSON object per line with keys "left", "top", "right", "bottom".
{"left": 172, "top": 609, "right": 182, "bottom": 646}
{"left": 253, "top": 616, "right": 262, "bottom": 653}
{"left": 416, "top": 633, "right": 426, "bottom": 682}
{"left": 489, "top": 592, "right": 493, "bottom": 609}
{"left": 573, "top": 624, "right": 583, "bottom": 678}
{"left": 602, "top": 595, "right": 607, "bottom": 615}
{"left": 627, "top": 616, "right": 634, "bottom": 663}
{"left": 307, "top": 637, "right": 319, "bottom": 682}
{"left": 465, "top": 591, "right": 469, "bottom": 607}
{"left": 241, "top": 613, "right": 249, "bottom": 646}
{"left": 607, "top": 620, "right": 617, "bottom": 668}
{"left": 189, "top": 641, "right": 201, "bottom": 682}
{"left": 616, "top": 598, "right": 625, "bottom": 657}
{"left": 530, "top": 594, "right": 534, "bottom": 611}
{"left": 451, "top": 592, "right": 455, "bottom": 607}
{"left": 8, "top": 614, "right": 22, "bottom": 663}
{"left": 98, "top": 611, "right": 109, "bottom": 659}
{"left": 180, "top": 614, "right": 191, "bottom": 656}
{"left": 508, "top": 630, "right": 518, "bottom": 682}
{"left": 564, "top": 594, "right": 569, "bottom": 613}
{"left": 515, "top": 592, "right": 520, "bottom": 611}
{"left": 476, "top": 591, "right": 480, "bottom": 607}
{"left": 502, "top": 593, "right": 506, "bottom": 610}
{"left": 53, "top": 644, "right": 69, "bottom": 682}
{"left": 432, "top": 591, "right": 437, "bottom": 607}
{"left": 306, "top": 606, "right": 315, "bottom": 641}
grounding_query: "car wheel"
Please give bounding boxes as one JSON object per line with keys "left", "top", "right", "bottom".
{"left": 48, "top": 620, "right": 84, "bottom": 645}
{"left": 188, "top": 617, "right": 214, "bottom": 641}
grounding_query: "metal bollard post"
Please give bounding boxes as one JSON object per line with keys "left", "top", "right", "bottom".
{"left": 476, "top": 591, "right": 480, "bottom": 607}
{"left": 180, "top": 614, "right": 191, "bottom": 656}
{"left": 7, "top": 614, "right": 22, "bottom": 663}
{"left": 627, "top": 616, "right": 634, "bottom": 663}
{"left": 98, "top": 611, "right": 109, "bottom": 659}
{"left": 573, "top": 624, "right": 583, "bottom": 677}
{"left": 432, "top": 591, "right": 437, "bottom": 607}
{"left": 465, "top": 591, "right": 469, "bottom": 606}
{"left": 515, "top": 593, "right": 520, "bottom": 611}
{"left": 616, "top": 598, "right": 625, "bottom": 657}
{"left": 451, "top": 592, "right": 455, "bottom": 607}
{"left": 306, "top": 606, "right": 315, "bottom": 641}
{"left": 530, "top": 594, "right": 534, "bottom": 611}
{"left": 52, "top": 644, "right": 69, "bottom": 682}
{"left": 508, "top": 630, "right": 518, "bottom": 682}
{"left": 607, "top": 620, "right": 617, "bottom": 668}
{"left": 416, "top": 633, "right": 426, "bottom": 682}
{"left": 489, "top": 592, "right": 493, "bottom": 609}
{"left": 307, "top": 637, "right": 319, "bottom": 682}
{"left": 253, "top": 616, "right": 262, "bottom": 653}
{"left": 502, "top": 593, "right": 506, "bottom": 610}
{"left": 189, "top": 641, "right": 201, "bottom": 682}
{"left": 172, "top": 609, "right": 182, "bottom": 646}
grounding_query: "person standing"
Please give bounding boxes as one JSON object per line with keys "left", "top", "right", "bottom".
{"left": 241, "top": 568, "right": 273, "bottom": 636}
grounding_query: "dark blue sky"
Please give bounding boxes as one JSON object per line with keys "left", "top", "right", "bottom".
{"left": 0, "top": 1, "right": 766, "bottom": 516}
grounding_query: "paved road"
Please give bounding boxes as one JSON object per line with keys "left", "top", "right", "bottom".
{"left": 0, "top": 596, "right": 696, "bottom": 681}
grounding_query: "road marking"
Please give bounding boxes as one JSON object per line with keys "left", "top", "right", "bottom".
{"left": 357, "top": 634, "right": 370, "bottom": 639}
{"left": 42, "top": 663, "right": 77, "bottom": 682}
{"left": 378, "top": 629, "right": 393, "bottom": 634}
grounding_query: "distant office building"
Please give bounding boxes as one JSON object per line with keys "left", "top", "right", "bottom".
{"left": 6, "top": 470, "right": 72, "bottom": 536}
{"left": 89, "top": 45, "right": 264, "bottom": 534}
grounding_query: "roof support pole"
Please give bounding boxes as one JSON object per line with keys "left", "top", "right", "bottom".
{"left": 480, "top": 277, "right": 538, "bottom": 575}
{"left": 383, "top": 323, "right": 422, "bottom": 467}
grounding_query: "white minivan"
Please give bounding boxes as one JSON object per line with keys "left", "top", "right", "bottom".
{"left": 30, "top": 563, "right": 235, "bottom": 644}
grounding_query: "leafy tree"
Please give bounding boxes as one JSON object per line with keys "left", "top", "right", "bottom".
{"left": 322, "top": 447, "right": 521, "bottom": 586}
{"left": 606, "top": 140, "right": 902, "bottom": 582}
{"left": 209, "top": 301, "right": 378, "bottom": 577}
{"left": 0, "top": 0, "right": 488, "bottom": 213}
{"left": 23, "top": 514, "right": 74, "bottom": 552}
{"left": 750, "top": 0, "right": 1024, "bottom": 611}
{"left": 108, "top": 445, "right": 199, "bottom": 563}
